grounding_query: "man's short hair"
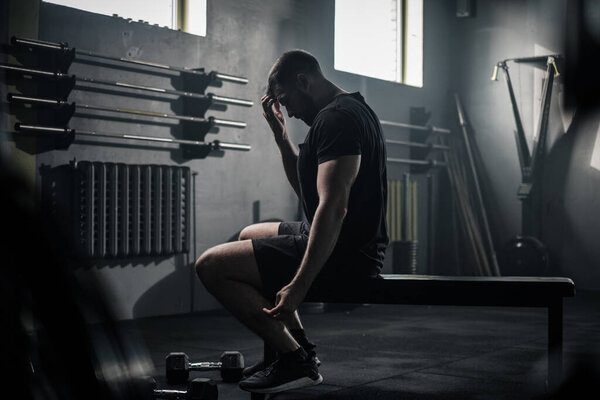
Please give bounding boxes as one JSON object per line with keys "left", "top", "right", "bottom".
{"left": 267, "top": 50, "right": 322, "bottom": 97}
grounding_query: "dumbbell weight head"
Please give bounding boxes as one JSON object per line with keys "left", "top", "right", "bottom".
{"left": 188, "top": 378, "right": 218, "bottom": 400}
{"left": 219, "top": 351, "right": 244, "bottom": 382}
{"left": 166, "top": 352, "right": 190, "bottom": 384}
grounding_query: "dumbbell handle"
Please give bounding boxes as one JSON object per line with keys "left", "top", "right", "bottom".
{"left": 154, "top": 388, "right": 188, "bottom": 399}
{"left": 189, "top": 361, "right": 222, "bottom": 370}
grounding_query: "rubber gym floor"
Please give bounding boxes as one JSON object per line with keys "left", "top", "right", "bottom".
{"left": 122, "top": 291, "right": 600, "bottom": 400}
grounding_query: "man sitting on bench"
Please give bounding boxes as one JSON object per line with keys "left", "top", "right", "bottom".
{"left": 194, "top": 49, "right": 389, "bottom": 394}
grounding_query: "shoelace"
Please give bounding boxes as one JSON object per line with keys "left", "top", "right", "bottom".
{"left": 262, "top": 357, "right": 296, "bottom": 376}
{"left": 263, "top": 362, "right": 277, "bottom": 376}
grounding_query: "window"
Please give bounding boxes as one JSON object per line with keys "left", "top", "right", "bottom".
{"left": 334, "top": 0, "right": 423, "bottom": 87}
{"left": 43, "top": 0, "right": 207, "bottom": 37}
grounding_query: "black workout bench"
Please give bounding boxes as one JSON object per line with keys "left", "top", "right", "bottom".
{"left": 253, "top": 274, "right": 575, "bottom": 399}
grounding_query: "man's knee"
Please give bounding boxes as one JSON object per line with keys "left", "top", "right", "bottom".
{"left": 195, "top": 248, "right": 221, "bottom": 290}
{"left": 238, "top": 222, "right": 280, "bottom": 241}
{"left": 238, "top": 226, "right": 252, "bottom": 241}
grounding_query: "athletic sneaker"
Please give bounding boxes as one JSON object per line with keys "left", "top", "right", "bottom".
{"left": 242, "top": 352, "right": 321, "bottom": 378}
{"left": 238, "top": 348, "right": 323, "bottom": 394}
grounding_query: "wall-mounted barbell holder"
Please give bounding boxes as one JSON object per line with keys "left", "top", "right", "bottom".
{"left": 8, "top": 94, "right": 247, "bottom": 130}
{"left": 15, "top": 123, "right": 251, "bottom": 158}
{"left": 0, "top": 63, "right": 253, "bottom": 107}
{"left": 11, "top": 36, "right": 248, "bottom": 85}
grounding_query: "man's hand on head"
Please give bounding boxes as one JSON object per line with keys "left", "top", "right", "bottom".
{"left": 261, "top": 94, "right": 286, "bottom": 142}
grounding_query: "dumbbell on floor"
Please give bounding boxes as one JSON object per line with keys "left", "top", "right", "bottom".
{"left": 166, "top": 351, "right": 244, "bottom": 384}
{"left": 136, "top": 376, "right": 218, "bottom": 400}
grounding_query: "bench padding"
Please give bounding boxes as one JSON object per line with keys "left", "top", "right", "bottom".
{"left": 305, "top": 274, "right": 575, "bottom": 307}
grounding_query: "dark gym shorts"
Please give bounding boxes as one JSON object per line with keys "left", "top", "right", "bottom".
{"left": 251, "top": 221, "right": 378, "bottom": 303}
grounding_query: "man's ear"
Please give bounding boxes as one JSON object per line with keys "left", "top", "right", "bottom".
{"left": 295, "top": 73, "right": 310, "bottom": 92}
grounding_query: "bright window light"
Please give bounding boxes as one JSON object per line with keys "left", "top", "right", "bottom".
{"left": 182, "top": 0, "right": 207, "bottom": 37}
{"left": 43, "top": 0, "right": 177, "bottom": 28}
{"left": 404, "top": 0, "right": 423, "bottom": 87}
{"left": 334, "top": 0, "right": 423, "bottom": 87}
{"left": 43, "top": 0, "right": 207, "bottom": 37}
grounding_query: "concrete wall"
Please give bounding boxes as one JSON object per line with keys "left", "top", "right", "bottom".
{"left": 450, "top": 0, "right": 600, "bottom": 289}
{"left": 36, "top": 0, "right": 308, "bottom": 319}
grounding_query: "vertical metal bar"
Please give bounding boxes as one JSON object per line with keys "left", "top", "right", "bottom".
{"left": 142, "top": 166, "right": 152, "bottom": 255}
{"left": 191, "top": 171, "right": 198, "bottom": 313}
{"left": 402, "top": 173, "right": 410, "bottom": 241}
{"left": 81, "top": 162, "right": 95, "bottom": 258}
{"left": 182, "top": 168, "right": 191, "bottom": 253}
{"left": 500, "top": 63, "right": 531, "bottom": 170}
{"left": 393, "top": 180, "right": 399, "bottom": 242}
{"left": 152, "top": 166, "right": 163, "bottom": 256}
{"left": 118, "top": 164, "right": 129, "bottom": 257}
{"left": 394, "top": 181, "right": 404, "bottom": 241}
{"left": 451, "top": 182, "right": 461, "bottom": 274}
{"left": 174, "top": 168, "right": 183, "bottom": 253}
{"left": 412, "top": 180, "right": 418, "bottom": 242}
{"left": 386, "top": 180, "right": 391, "bottom": 242}
{"left": 548, "top": 299, "right": 563, "bottom": 391}
{"left": 529, "top": 60, "right": 555, "bottom": 240}
{"left": 94, "top": 162, "right": 107, "bottom": 258}
{"left": 427, "top": 174, "right": 435, "bottom": 274}
{"left": 455, "top": 94, "right": 500, "bottom": 276}
{"left": 163, "top": 167, "right": 173, "bottom": 255}
{"left": 107, "top": 163, "right": 118, "bottom": 257}
{"left": 131, "top": 165, "right": 141, "bottom": 256}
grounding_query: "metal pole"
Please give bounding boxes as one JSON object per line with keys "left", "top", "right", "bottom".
{"left": 427, "top": 173, "right": 435, "bottom": 274}
{"left": 386, "top": 157, "right": 447, "bottom": 167}
{"left": 454, "top": 93, "right": 500, "bottom": 276}
{"left": 191, "top": 171, "right": 197, "bottom": 314}
{"left": 402, "top": 173, "right": 410, "bottom": 242}
{"left": 8, "top": 94, "right": 247, "bottom": 128}
{"left": 528, "top": 58, "right": 555, "bottom": 240}
{"left": 12, "top": 36, "right": 249, "bottom": 84}
{"left": 508, "top": 54, "right": 561, "bottom": 64}
{"left": 15, "top": 123, "right": 251, "bottom": 151}
{"left": 380, "top": 120, "right": 451, "bottom": 134}
{"left": 0, "top": 63, "right": 254, "bottom": 107}
{"left": 386, "top": 139, "right": 450, "bottom": 151}
{"left": 495, "top": 62, "right": 531, "bottom": 172}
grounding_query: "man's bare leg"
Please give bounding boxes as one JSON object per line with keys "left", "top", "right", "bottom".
{"left": 195, "top": 240, "right": 300, "bottom": 353}
{"left": 238, "top": 222, "right": 304, "bottom": 331}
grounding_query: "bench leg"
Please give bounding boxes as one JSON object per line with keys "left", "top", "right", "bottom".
{"left": 548, "top": 299, "right": 563, "bottom": 391}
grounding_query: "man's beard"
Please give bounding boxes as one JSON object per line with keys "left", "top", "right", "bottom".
{"left": 296, "top": 91, "right": 320, "bottom": 126}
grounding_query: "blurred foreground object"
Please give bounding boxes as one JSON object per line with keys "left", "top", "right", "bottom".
{"left": 565, "top": 0, "right": 600, "bottom": 111}
{"left": 0, "top": 156, "right": 154, "bottom": 399}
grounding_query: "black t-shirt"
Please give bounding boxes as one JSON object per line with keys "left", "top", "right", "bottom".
{"left": 297, "top": 92, "right": 389, "bottom": 275}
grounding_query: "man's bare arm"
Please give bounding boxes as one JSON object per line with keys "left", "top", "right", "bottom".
{"left": 291, "top": 155, "right": 360, "bottom": 289}
{"left": 261, "top": 94, "right": 301, "bottom": 198}
{"left": 263, "top": 154, "right": 361, "bottom": 319}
